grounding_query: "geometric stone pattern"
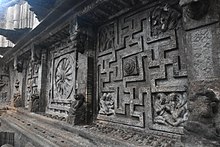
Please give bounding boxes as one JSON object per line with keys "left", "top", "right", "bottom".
{"left": 97, "top": 1, "right": 188, "bottom": 133}
{"left": 0, "top": 67, "right": 9, "bottom": 103}
{"left": 47, "top": 42, "right": 76, "bottom": 117}
{"left": 26, "top": 61, "right": 40, "bottom": 109}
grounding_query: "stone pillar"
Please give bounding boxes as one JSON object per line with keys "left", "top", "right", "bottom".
{"left": 68, "top": 17, "right": 95, "bottom": 124}
{"left": 180, "top": 0, "right": 220, "bottom": 146}
{"left": 39, "top": 49, "right": 48, "bottom": 112}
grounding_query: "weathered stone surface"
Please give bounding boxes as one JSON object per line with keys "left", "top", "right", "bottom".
{"left": 0, "top": 0, "right": 220, "bottom": 146}
{"left": 67, "top": 93, "right": 86, "bottom": 125}
{"left": 181, "top": 89, "right": 220, "bottom": 147}
{"left": 13, "top": 80, "right": 22, "bottom": 108}
{"left": 30, "top": 94, "right": 39, "bottom": 113}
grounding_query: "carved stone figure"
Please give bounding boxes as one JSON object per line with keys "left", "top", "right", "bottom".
{"left": 182, "top": 89, "right": 220, "bottom": 147}
{"left": 67, "top": 93, "right": 86, "bottom": 125}
{"left": 153, "top": 92, "right": 188, "bottom": 127}
{"left": 151, "top": 3, "right": 181, "bottom": 36}
{"left": 98, "top": 23, "right": 115, "bottom": 52}
{"left": 99, "top": 93, "right": 114, "bottom": 115}
{"left": 70, "top": 19, "right": 87, "bottom": 53}
{"left": 30, "top": 93, "right": 39, "bottom": 112}
{"left": 15, "top": 60, "right": 23, "bottom": 73}
{"left": 13, "top": 80, "right": 22, "bottom": 107}
{"left": 179, "top": 0, "right": 210, "bottom": 20}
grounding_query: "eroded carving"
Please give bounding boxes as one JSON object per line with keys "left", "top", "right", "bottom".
{"left": 30, "top": 93, "right": 39, "bottom": 112}
{"left": 67, "top": 93, "right": 86, "bottom": 125}
{"left": 123, "top": 56, "right": 139, "bottom": 77}
{"left": 99, "top": 93, "right": 114, "bottom": 115}
{"left": 153, "top": 92, "right": 188, "bottom": 127}
{"left": 151, "top": 3, "right": 181, "bottom": 36}
{"left": 15, "top": 60, "right": 23, "bottom": 73}
{"left": 14, "top": 80, "right": 22, "bottom": 107}
{"left": 70, "top": 19, "right": 87, "bottom": 53}
{"left": 98, "top": 23, "right": 115, "bottom": 52}
{"left": 182, "top": 89, "right": 220, "bottom": 146}
{"left": 179, "top": 0, "right": 210, "bottom": 20}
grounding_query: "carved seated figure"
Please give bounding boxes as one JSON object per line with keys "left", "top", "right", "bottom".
{"left": 99, "top": 93, "right": 114, "bottom": 115}
{"left": 67, "top": 93, "right": 86, "bottom": 125}
{"left": 182, "top": 89, "right": 220, "bottom": 147}
{"left": 30, "top": 93, "right": 40, "bottom": 112}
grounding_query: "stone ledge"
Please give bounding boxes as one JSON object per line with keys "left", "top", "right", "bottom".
{"left": 0, "top": 108, "right": 183, "bottom": 146}
{"left": 0, "top": 108, "right": 136, "bottom": 147}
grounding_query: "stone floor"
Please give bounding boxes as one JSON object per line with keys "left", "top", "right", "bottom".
{"left": 0, "top": 107, "right": 182, "bottom": 147}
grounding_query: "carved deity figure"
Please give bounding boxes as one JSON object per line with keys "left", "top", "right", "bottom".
{"left": 151, "top": 3, "right": 181, "bottom": 36}
{"left": 182, "top": 89, "right": 220, "bottom": 147}
{"left": 154, "top": 92, "right": 188, "bottom": 127}
{"left": 99, "top": 93, "right": 114, "bottom": 115}
{"left": 67, "top": 93, "right": 86, "bottom": 125}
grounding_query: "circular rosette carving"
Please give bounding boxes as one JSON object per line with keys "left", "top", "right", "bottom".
{"left": 55, "top": 56, "right": 74, "bottom": 99}
{"left": 124, "top": 59, "right": 136, "bottom": 75}
{"left": 123, "top": 56, "right": 139, "bottom": 77}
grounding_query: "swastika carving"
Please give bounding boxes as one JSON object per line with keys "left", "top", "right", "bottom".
{"left": 97, "top": 1, "right": 187, "bottom": 133}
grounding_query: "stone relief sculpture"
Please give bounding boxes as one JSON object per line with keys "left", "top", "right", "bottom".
{"left": 182, "top": 89, "right": 220, "bottom": 147}
{"left": 67, "top": 93, "right": 86, "bottom": 125}
{"left": 14, "top": 60, "right": 23, "bottom": 73}
{"left": 99, "top": 93, "right": 114, "bottom": 115}
{"left": 69, "top": 19, "right": 87, "bottom": 53}
{"left": 30, "top": 93, "right": 39, "bottom": 112}
{"left": 55, "top": 56, "right": 74, "bottom": 99}
{"left": 123, "top": 56, "right": 139, "bottom": 77}
{"left": 98, "top": 23, "right": 115, "bottom": 52}
{"left": 151, "top": 3, "right": 181, "bottom": 36}
{"left": 179, "top": 0, "right": 210, "bottom": 20}
{"left": 153, "top": 92, "right": 188, "bottom": 127}
{"left": 14, "top": 80, "right": 22, "bottom": 107}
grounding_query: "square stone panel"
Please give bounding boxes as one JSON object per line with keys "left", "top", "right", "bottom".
{"left": 123, "top": 56, "right": 139, "bottom": 77}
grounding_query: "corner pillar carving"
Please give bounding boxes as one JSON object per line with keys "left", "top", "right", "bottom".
{"left": 69, "top": 17, "right": 95, "bottom": 123}
{"left": 179, "top": 0, "right": 220, "bottom": 146}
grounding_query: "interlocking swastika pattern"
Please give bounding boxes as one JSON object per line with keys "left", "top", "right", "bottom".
{"left": 97, "top": 2, "right": 188, "bottom": 133}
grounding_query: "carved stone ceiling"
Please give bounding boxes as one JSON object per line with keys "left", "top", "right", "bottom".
{"left": 39, "top": 0, "right": 154, "bottom": 46}
{"left": 80, "top": 0, "right": 153, "bottom": 24}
